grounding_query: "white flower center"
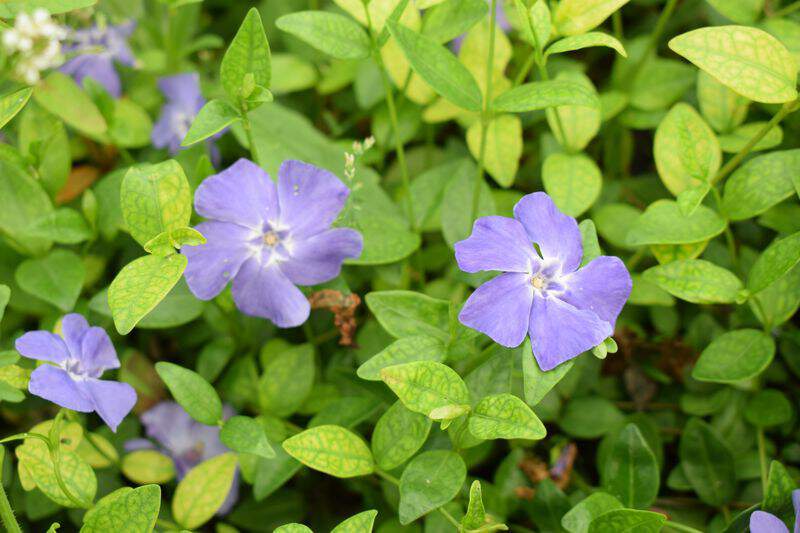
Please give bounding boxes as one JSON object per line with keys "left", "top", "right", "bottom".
{"left": 263, "top": 231, "right": 280, "bottom": 247}
{"left": 531, "top": 275, "right": 545, "bottom": 289}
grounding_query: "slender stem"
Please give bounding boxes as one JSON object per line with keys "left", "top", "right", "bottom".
{"left": 241, "top": 109, "right": 261, "bottom": 166}
{"left": 757, "top": 429, "right": 769, "bottom": 494}
{"left": 50, "top": 411, "right": 92, "bottom": 509}
{"left": 625, "top": 0, "right": 680, "bottom": 88}
{"left": 665, "top": 522, "right": 704, "bottom": 533}
{"left": 712, "top": 99, "right": 799, "bottom": 185}
{"left": 438, "top": 506, "right": 461, "bottom": 529}
{"left": 374, "top": 468, "right": 400, "bottom": 485}
{"left": 470, "top": 0, "right": 499, "bottom": 222}
{"left": 772, "top": 0, "right": 800, "bottom": 17}
{"left": 0, "top": 447, "right": 21, "bottom": 533}
{"left": 513, "top": 50, "right": 537, "bottom": 87}
{"left": 612, "top": 11, "right": 624, "bottom": 40}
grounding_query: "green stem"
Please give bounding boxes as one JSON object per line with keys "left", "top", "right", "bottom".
{"left": 625, "top": 0, "right": 680, "bottom": 89}
{"left": 470, "top": 0, "right": 499, "bottom": 222}
{"left": 712, "top": 99, "right": 799, "bottom": 185}
{"left": 664, "top": 522, "right": 704, "bottom": 533}
{"left": 513, "top": 50, "right": 536, "bottom": 87}
{"left": 241, "top": 109, "right": 261, "bottom": 166}
{"left": 612, "top": 10, "right": 624, "bottom": 40}
{"left": 757, "top": 429, "right": 769, "bottom": 494}
{"left": 772, "top": 0, "right": 800, "bottom": 17}
{"left": 0, "top": 448, "right": 21, "bottom": 533}
{"left": 374, "top": 468, "right": 400, "bottom": 485}
{"left": 438, "top": 506, "right": 461, "bottom": 529}
{"left": 50, "top": 411, "right": 92, "bottom": 509}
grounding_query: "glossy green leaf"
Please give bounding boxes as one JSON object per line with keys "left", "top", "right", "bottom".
{"left": 380, "top": 361, "right": 470, "bottom": 420}
{"left": 642, "top": 259, "right": 743, "bottom": 304}
{"left": 763, "top": 461, "right": 796, "bottom": 523}
{"left": 679, "top": 418, "right": 735, "bottom": 506}
{"left": 81, "top": 485, "right": 160, "bottom": 533}
{"left": 543, "top": 152, "right": 602, "bottom": 217}
{"left": 561, "top": 492, "right": 623, "bottom": 533}
{"left": 172, "top": 453, "right": 238, "bottom": 530}
{"left": 602, "top": 424, "right": 659, "bottom": 509}
{"left": 277, "top": 11, "right": 371, "bottom": 59}
{"left": 398, "top": 450, "right": 466, "bottom": 524}
{"left": 182, "top": 99, "right": 240, "bottom": 146}
{"left": 669, "top": 26, "right": 798, "bottom": 103}
{"left": 468, "top": 393, "right": 546, "bottom": 440}
{"left": 283, "top": 425, "right": 374, "bottom": 478}
{"left": 221, "top": 8, "right": 271, "bottom": 102}
{"left": 588, "top": 509, "right": 665, "bottom": 533}
{"left": 748, "top": 231, "right": 800, "bottom": 293}
{"left": 492, "top": 79, "right": 600, "bottom": 112}
{"left": 365, "top": 291, "right": 450, "bottom": 340}
{"left": 371, "top": 401, "right": 431, "bottom": 470}
{"left": 523, "top": 350, "right": 574, "bottom": 406}
{"left": 220, "top": 416, "right": 275, "bottom": 459}
{"left": 546, "top": 32, "right": 626, "bottom": 57}
{"left": 626, "top": 200, "right": 726, "bottom": 246}
{"left": 0, "top": 87, "right": 33, "bottom": 129}
{"left": 155, "top": 361, "right": 223, "bottom": 425}
{"left": 692, "top": 329, "right": 775, "bottom": 383}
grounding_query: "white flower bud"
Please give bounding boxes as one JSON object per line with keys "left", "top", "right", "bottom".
{"left": 17, "top": 36, "right": 32, "bottom": 52}
{"left": 2, "top": 29, "right": 20, "bottom": 51}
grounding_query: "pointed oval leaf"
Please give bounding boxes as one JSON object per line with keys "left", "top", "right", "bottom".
{"left": 221, "top": 8, "right": 272, "bottom": 101}
{"left": 642, "top": 259, "right": 743, "bottom": 304}
{"left": 679, "top": 418, "right": 735, "bottom": 506}
{"left": 331, "top": 510, "right": 379, "bottom": 533}
{"left": 155, "top": 361, "right": 222, "bottom": 425}
{"left": 546, "top": 32, "right": 626, "bottom": 57}
{"left": 602, "top": 424, "right": 659, "bottom": 509}
{"left": 493, "top": 79, "right": 600, "bottom": 113}
{"left": 380, "top": 361, "right": 470, "bottom": 420}
{"left": 277, "top": 11, "right": 371, "bottom": 60}
{"left": 399, "top": 450, "right": 466, "bottom": 525}
{"left": 626, "top": 200, "right": 726, "bottom": 246}
{"left": 182, "top": 99, "right": 240, "bottom": 146}
{"left": 220, "top": 416, "right": 275, "bottom": 459}
{"left": 81, "top": 485, "right": 161, "bottom": 533}
{"left": 722, "top": 149, "right": 800, "bottom": 220}
{"left": 692, "top": 329, "right": 775, "bottom": 383}
{"left": 588, "top": 509, "right": 666, "bottom": 533}
{"left": 0, "top": 87, "right": 33, "bottom": 129}
{"left": 172, "top": 453, "right": 238, "bottom": 530}
{"left": 748, "top": 231, "right": 800, "bottom": 293}
{"left": 554, "top": 0, "right": 630, "bottom": 36}
{"left": 283, "top": 425, "right": 374, "bottom": 478}
{"left": 469, "top": 393, "right": 546, "bottom": 441}
{"left": 371, "top": 401, "right": 432, "bottom": 470}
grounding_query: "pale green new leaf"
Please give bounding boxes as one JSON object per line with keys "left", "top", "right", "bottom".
{"left": 399, "top": 450, "right": 466, "bottom": 524}
{"left": 546, "top": 71, "right": 600, "bottom": 152}
{"left": 387, "top": 21, "right": 482, "bottom": 111}
{"left": 468, "top": 393, "right": 546, "bottom": 440}
{"left": 543, "top": 152, "right": 602, "bottom": 217}
{"left": 706, "top": 0, "right": 764, "bottom": 24}
{"left": 693, "top": 329, "right": 775, "bottom": 383}
{"left": 81, "top": 485, "right": 161, "bottom": 533}
{"left": 466, "top": 114, "right": 522, "bottom": 187}
{"left": 220, "top": 416, "right": 275, "bottom": 459}
{"left": 380, "top": 361, "right": 470, "bottom": 420}
{"left": 697, "top": 70, "right": 749, "bottom": 133}
{"left": 748, "top": 231, "right": 800, "bottom": 293}
{"left": 371, "top": 401, "right": 431, "bottom": 470}
{"left": 492, "top": 79, "right": 600, "bottom": 112}
{"left": 642, "top": 259, "right": 743, "bottom": 304}
{"left": 331, "top": 510, "right": 379, "bottom": 533}
{"left": 0, "top": 87, "right": 33, "bottom": 129}
{"left": 172, "top": 453, "right": 238, "bottom": 530}
{"left": 221, "top": 8, "right": 271, "bottom": 102}
{"left": 626, "top": 200, "right": 726, "bottom": 246}
{"left": 669, "top": 26, "right": 798, "bottom": 104}
{"left": 546, "top": 32, "right": 626, "bottom": 58}
{"left": 155, "top": 361, "right": 223, "bottom": 425}
{"left": 277, "top": 11, "right": 371, "bottom": 59}
{"left": 462, "top": 481, "right": 487, "bottom": 531}
{"left": 16, "top": 249, "right": 85, "bottom": 312}
{"left": 282, "top": 425, "right": 375, "bottom": 478}
{"left": 121, "top": 450, "right": 176, "bottom": 485}
{"left": 108, "top": 254, "right": 187, "bottom": 335}
{"left": 274, "top": 525, "right": 312, "bottom": 533}
{"left": 16, "top": 439, "right": 96, "bottom": 508}
{"left": 182, "top": 99, "right": 240, "bottom": 146}
{"left": 554, "top": 0, "right": 630, "bottom": 36}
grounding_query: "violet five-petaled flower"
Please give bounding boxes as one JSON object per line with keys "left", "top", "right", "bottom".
{"left": 152, "top": 72, "right": 212, "bottom": 156}
{"left": 183, "top": 158, "right": 363, "bottom": 328}
{"left": 14, "top": 314, "right": 137, "bottom": 432}
{"left": 60, "top": 22, "right": 135, "bottom": 98}
{"left": 125, "top": 401, "right": 238, "bottom": 513}
{"left": 455, "top": 192, "right": 632, "bottom": 371}
{"left": 750, "top": 489, "right": 800, "bottom": 532}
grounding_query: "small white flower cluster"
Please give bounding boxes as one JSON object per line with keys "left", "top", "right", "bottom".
{"left": 344, "top": 135, "right": 376, "bottom": 182}
{"left": 2, "top": 9, "right": 67, "bottom": 84}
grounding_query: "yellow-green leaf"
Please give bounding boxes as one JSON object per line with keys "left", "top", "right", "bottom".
{"left": 121, "top": 450, "right": 176, "bottom": 485}
{"left": 554, "top": 0, "right": 630, "bottom": 36}
{"left": 33, "top": 72, "right": 107, "bottom": 138}
{"left": 542, "top": 152, "right": 602, "bottom": 217}
{"left": 81, "top": 485, "right": 161, "bottom": 533}
{"left": 0, "top": 87, "right": 33, "bottom": 130}
{"left": 282, "top": 425, "right": 375, "bottom": 478}
{"left": 468, "top": 393, "right": 547, "bottom": 440}
{"left": 380, "top": 361, "right": 470, "bottom": 420}
{"left": 172, "top": 453, "right": 238, "bottom": 530}
{"left": 331, "top": 510, "right": 379, "bottom": 533}
{"left": 466, "top": 114, "right": 522, "bottom": 187}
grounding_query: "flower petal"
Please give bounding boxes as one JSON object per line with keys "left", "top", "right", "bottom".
{"left": 513, "top": 192, "right": 583, "bottom": 273}
{"left": 61, "top": 313, "right": 90, "bottom": 359}
{"left": 80, "top": 326, "right": 120, "bottom": 373}
{"left": 123, "top": 439, "right": 155, "bottom": 452}
{"left": 15, "top": 331, "right": 69, "bottom": 364}
{"left": 529, "top": 294, "right": 612, "bottom": 371}
{"left": 151, "top": 103, "right": 185, "bottom": 155}
{"left": 158, "top": 73, "right": 203, "bottom": 105}
{"left": 560, "top": 256, "right": 632, "bottom": 327}
{"left": 231, "top": 257, "right": 310, "bottom": 328}
{"left": 459, "top": 272, "right": 533, "bottom": 347}
{"left": 455, "top": 216, "right": 539, "bottom": 273}
{"left": 183, "top": 221, "right": 257, "bottom": 300}
{"left": 194, "top": 158, "right": 278, "bottom": 230}
{"left": 141, "top": 401, "right": 197, "bottom": 453}
{"left": 750, "top": 511, "right": 790, "bottom": 533}
{"left": 28, "top": 365, "right": 93, "bottom": 412}
{"left": 277, "top": 160, "right": 349, "bottom": 238}
{"left": 61, "top": 55, "right": 121, "bottom": 97}
{"left": 81, "top": 378, "right": 137, "bottom": 432}
{"left": 280, "top": 228, "right": 363, "bottom": 286}
{"left": 793, "top": 489, "right": 800, "bottom": 533}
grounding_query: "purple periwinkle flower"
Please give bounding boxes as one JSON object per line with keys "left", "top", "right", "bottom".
{"left": 125, "top": 401, "right": 238, "bottom": 513}
{"left": 455, "top": 192, "right": 632, "bottom": 371}
{"left": 15, "top": 314, "right": 137, "bottom": 432}
{"left": 183, "top": 158, "right": 363, "bottom": 327}
{"left": 60, "top": 22, "right": 135, "bottom": 98}
{"left": 750, "top": 490, "right": 800, "bottom": 532}
{"left": 152, "top": 72, "right": 211, "bottom": 155}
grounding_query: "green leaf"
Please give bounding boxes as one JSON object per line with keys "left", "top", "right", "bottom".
{"left": 121, "top": 450, "right": 176, "bottom": 485}
{"left": 16, "top": 249, "right": 85, "bottom": 312}
{"left": 365, "top": 291, "right": 450, "bottom": 340}
{"left": 561, "top": 492, "right": 623, "bottom": 533}
{"left": 669, "top": 26, "right": 798, "bottom": 104}
{"left": 554, "top": 0, "right": 630, "bottom": 36}
{"left": 258, "top": 343, "right": 315, "bottom": 417}
{"left": 0, "top": 87, "right": 33, "bottom": 129}
{"left": 0, "top": 0, "right": 97, "bottom": 17}
{"left": 331, "top": 510, "right": 379, "bottom": 533}
{"left": 441, "top": 160, "right": 496, "bottom": 247}
{"left": 108, "top": 254, "right": 187, "bottom": 335}
{"left": 748, "top": 231, "right": 800, "bottom": 293}
{"left": 172, "top": 453, "right": 238, "bottom": 530}
{"left": 357, "top": 335, "right": 447, "bottom": 381}
{"left": 492, "top": 79, "right": 600, "bottom": 112}
{"left": 282, "top": 425, "right": 374, "bottom": 478}
{"left": 220, "top": 416, "right": 275, "bottom": 459}
{"left": 692, "top": 329, "right": 775, "bottom": 383}
{"left": 462, "top": 480, "right": 487, "bottom": 531}
{"left": 588, "top": 509, "right": 666, "bottom": 533}
{"left": 560, "top": 397, "right": 625, "bottom": 439}
{"left": 466, "top": 114, "right": 522, "bottom": 187}
{"left": 120, "top": 160, "right": 192, "bottom": 247}
{"left": 380, "top": 361, "right": 470, "bottom": 420}
{"left": 276, "top": 11, "right": 371, "bottom": 60}
{"left": 274, "top": 525, "right": 312, "bottom": 533}
{"left": 387, "top": 21, "right": 482, "bottom": 111}
{"left": 155, "top": 361, "right": 223, "bottom": 425}
{"left": 399, "top": 450, "right": 466, "bottom": 525}
{"left": 679, "top": 418, "right": 736, "bottom": 506}
{"left": 653, "top": 103, "right": 721, "bottom": 196}
{"left": 24, "top": 208, "right": 92, "bottom": 245}
{"left": 546, "top": 71, "right": 601, "bottom": 152}
{"left": 723, "top": 149, "right": 800, "bottom": 220}
{"left": 33, "top": 72, "right": 107, "bottom": 138}
{"left": 745, "top": 389, "right": 792, "bottom": 428}
{"left": 707, "top": 0, "right": 763, "bottom": 24}
{"left": 546, "top": 32, "right": 626, "bottom": 57}
{"left": 422, "top": 0, "right": 488, "bottom": 43}
{"left": 602, "top": 424, "right": 659, "bottom": 509}
{"left": 642, "top": 259, "right": 743, "bottom": 304}
{"left": 221, "top": 7, "right": 272, "bottom": 102}
{"left": 81, "top": 485, "right": 161, "bottom": 533}
{"left": 109, "top": 98, "right": 153, "bottom": 148}
{"left": 0, "top": 159, "right": 53, "bottom": 255}
{"left": 697, "top": 70, "right": 749, "bottom": 133}
{"left": 763, "top": 461, "right": 796, "bottom": 523}
{"left": 626, "top": 200, "right": 726, "bottom": 246}
{"left": 182, "top": 99, "right": 240, "bottom": 146}
{"left": 523, "top": 349, "right": 574, "bottom": 406}
{"left": 0, "top": 284, "right": 9, "bottom": 324}
{"left": 143, "top": 227, "right": 206, "bottom": 256}
{"left": 718, "top": 121, "right": 783, "bottom": 153}
{"left": 468, "top": 393, "right": 546, "bottom": 441}
{"left": 371, "top": 401, "right": 431, "bottom": 470}
{"left": 543, "top": 152, "right": 602, "bottom": 217}
{"left": 16, "top": 438, "right": 96, "bottom": 508}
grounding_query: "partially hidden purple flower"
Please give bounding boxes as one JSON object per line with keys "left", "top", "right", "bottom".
{"left": 125, "top": 401, "right": 238, "bottom": 513}
{"left": 152, "top": 72, "right": 214, "bottom": 156}
{"left": 60, "top": 22, "right": 135, "bottom": 98}
{"left": 15, "top": 314, "right": 137, "bottom": 432}
{"left": 455, "top": 192, "right": 632, "bottom": 371}
{"left": 750, "top": 490, "right": 800, "bottom": 532}
{"left": 183, "top": 158, "right": 363, "bottom": 328}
